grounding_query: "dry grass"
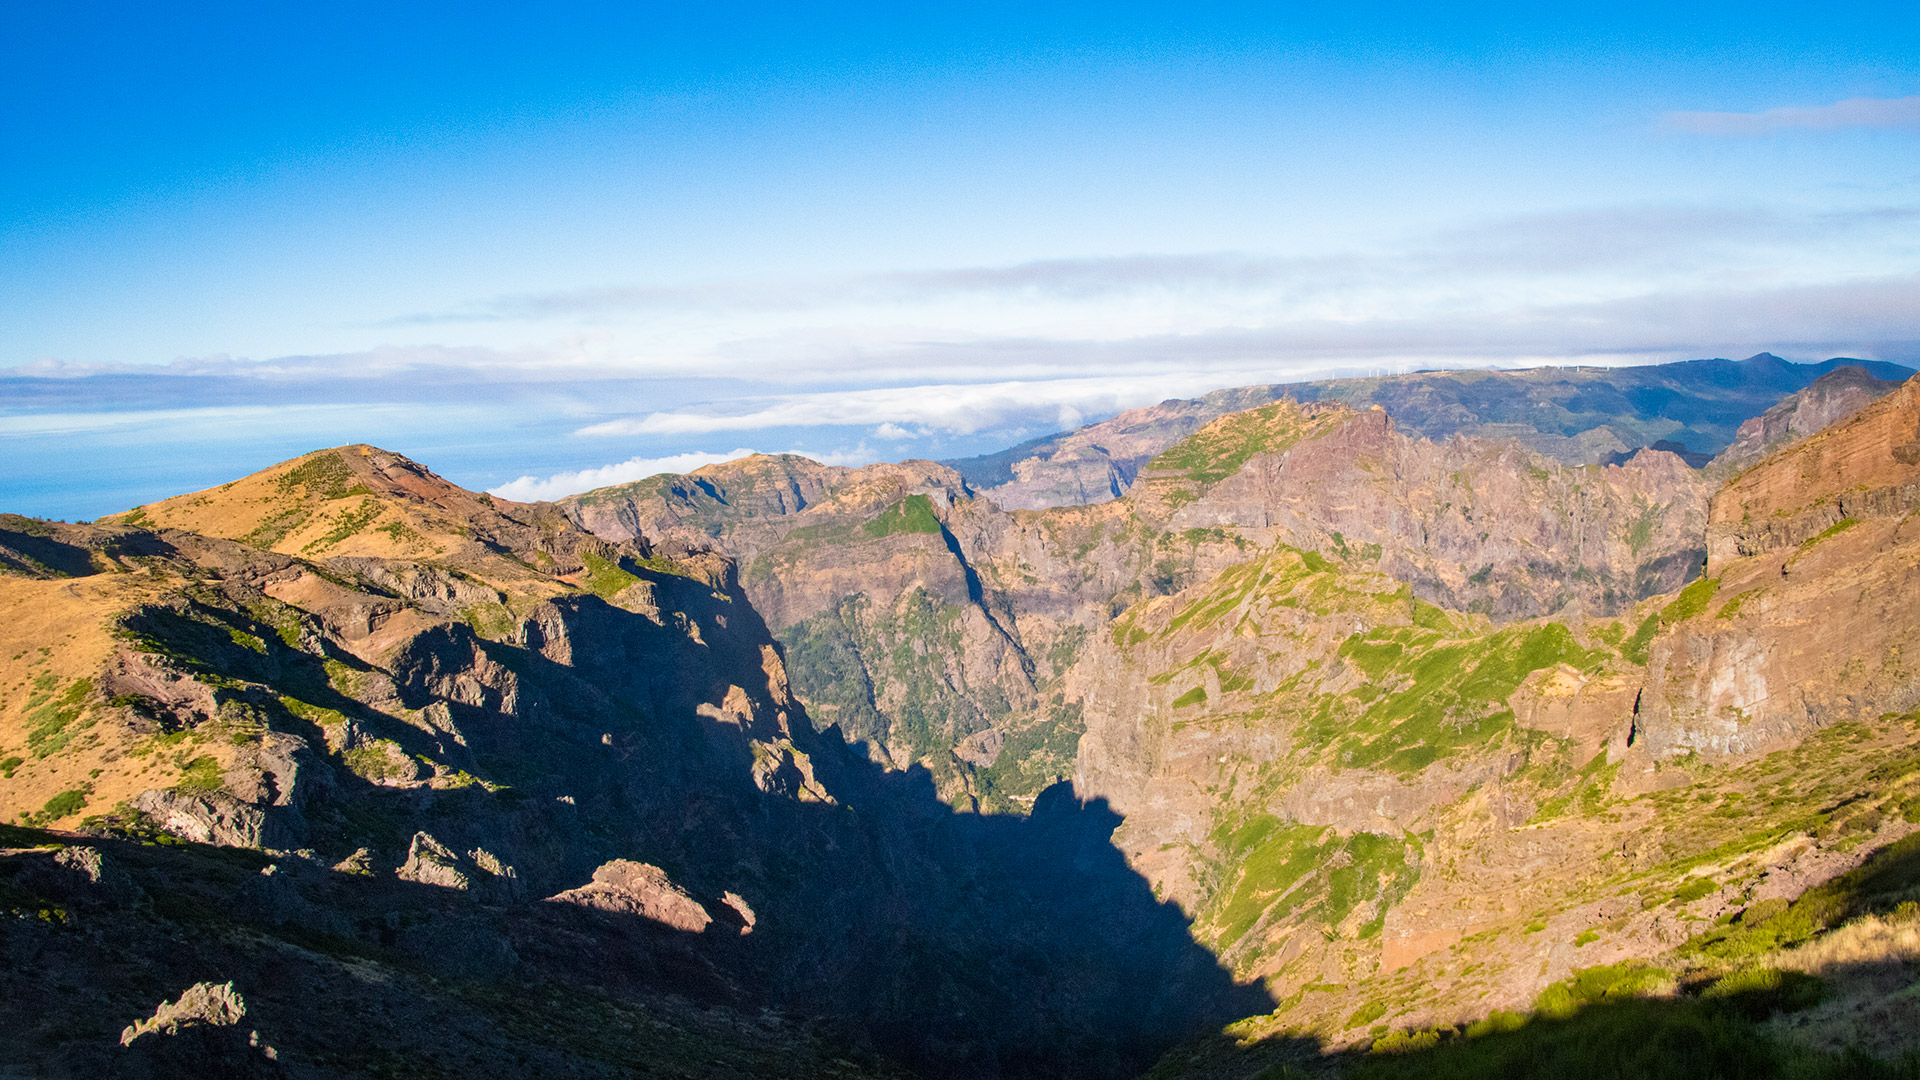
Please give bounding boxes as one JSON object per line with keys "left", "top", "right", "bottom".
{"left": 0, "top": 571, "right": 174, "bottom": 826}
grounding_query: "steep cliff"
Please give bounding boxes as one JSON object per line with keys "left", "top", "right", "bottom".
{"left": 1071, "top": 375, "right": 1920, "bottom": 1064}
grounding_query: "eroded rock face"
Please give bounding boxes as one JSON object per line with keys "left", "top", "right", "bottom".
{"left": 1712, "top": 366, "right": 1907, "bottom": 474}
{"left": 133, "top": 789, "right": 273, "bottom": 849}
{"left": 1636, "top": 376, "right": 1920, "bottom": 759}
{"left": 546, "top": 859, "right": 714, "bottom": 933}
{"left": 1708, "top": 376, "right": 1920, "bottom": 568}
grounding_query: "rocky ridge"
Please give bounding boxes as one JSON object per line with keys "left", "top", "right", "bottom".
{"left": 946, "top": 354, "right": 1914, "bottom": 511}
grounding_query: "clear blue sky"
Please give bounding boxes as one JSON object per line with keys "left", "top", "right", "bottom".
{"left": 3, "top": 2, "right": 1917, "bottom": 515}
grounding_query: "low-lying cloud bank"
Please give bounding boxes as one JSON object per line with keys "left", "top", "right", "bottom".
{"left": 489, "top": 445, "right": 877, "bottom": 503}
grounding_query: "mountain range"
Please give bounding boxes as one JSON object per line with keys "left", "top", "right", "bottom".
{"left": 4, "top": 354, "right": 1920, "bottom": 1079}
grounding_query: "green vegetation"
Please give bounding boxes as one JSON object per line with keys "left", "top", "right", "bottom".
{"left": 1172, "top": 686, "right": 1208, "bottom": 709}
{"left": 175, "top": 754, "right": 222, "bottom": 791}
{"left": 1207, "top": 816, "right": 1419, "bottom": 950}
{"left": 1673, "top": 875, "right": 1719, "bottom": 903}
{"left": 342, "top": 739, "right": 412, "bottom": 782}
{"left": 580, "top": 551, "right": 642, "bottom": 599}
{"left": 1718, "top": 588, "right": 1762, "bottom": 620}
{"left": 29, "top": 787, "right": 90, "bottom": 824}
{"left": 278, "top": 452, "right": 367, "bottom": 502}
{"left": 1803, "top": 517, "right": 1858, "bottom": 549}
{"left": 376, "top": 519, "right": 424, "bottom": 547}
{"left": 1314, "top": 622, "right": 1596, "bottom": 771}
{"left": 1348, "top": 1000, "right": 1389, "bottom": 1029}
{"left": 783, "top": 588, "right": 1010, "bottom": 767}
{"left": 974, "top": 701, "right": 1087, "bottom": 812}
{"left": 1151, "top": 401, "right": 1339, "bottom": 486}
{"left": 863, "top": 494, "right": 942, "bottom": 538}
{"left": 1625, "top": 501, "right": 1661, "bottom": 554}
{"left": 302, "top": 498, "right": 383, "bottom": 554}
{"left": 1680, "top": 832, "right": 1920, "bottom": 963}
{"left": 23, "top": 675, "right": 93, "bottom": 758}
{"left": 1535, "top": 961, "right": 1672, "bottom": 1017}
{"left": 1347, "top": 996, "right": 1904, "bottom": 1080}
{"left": 1661, "top": 575, "right": 1721, "bottom": 622}
{"left": 1622, "top": 612, "right": 1661, "bottom": 666}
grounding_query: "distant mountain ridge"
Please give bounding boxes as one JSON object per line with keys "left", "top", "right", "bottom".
{"left": 942, "top": 354, "right": 1916, "bottom": 510}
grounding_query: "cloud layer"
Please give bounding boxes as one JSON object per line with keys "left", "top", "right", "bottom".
{"left": 1664, "top": 95, "right": 1920, "bottom": 135}
{"left": 488, "top": 445, "right": 877, "bottom": 502}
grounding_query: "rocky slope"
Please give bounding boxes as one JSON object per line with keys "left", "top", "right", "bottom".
{"left": 560, "top": 395, "right": 1716, "bottom": 812}
{"left": 1072, "top": 373, "right": 1920, "bottom": 1068}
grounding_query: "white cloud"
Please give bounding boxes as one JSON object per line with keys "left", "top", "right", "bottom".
{"left": 1663, "top": 95, "right": 1920, "bottom": 135}
{"left": 489, "top": 449, "right": 765, "bottom": 501}
{"left": 487, "top": 445, "right": 878, "bottom": 502}
{"left": 0, "top": 404, "right": 394, "bottom": 438}
{"left": 873, "top": 422, "right": 918, "bottom": 440}
{"left": 573, "top": 375, "right": 1266, "bottom": 438}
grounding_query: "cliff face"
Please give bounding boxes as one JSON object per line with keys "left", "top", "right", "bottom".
{"left": 1709, "top": 365, "right": 1908, "bottom": 475}
{"left": 1063, "top": 374, "right": 1920, "bottom": 1053}
{"left": 557, "top": 398, "right": 1709, "bottom": 815}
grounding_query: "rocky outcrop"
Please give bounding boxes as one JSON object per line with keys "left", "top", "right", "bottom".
{"left": 132, "top": 789, "right": 274, "bottom": 849}
{"left": 546, "top": 859, "right": 715, "bottom": 932}
{"left": 1632, "top": 376, "right": 1920, "bottom": 759}
{"left": 396, "top": 831, "right": 520, "bottom": 898}
{"left": 119, "top": 981, "right": 282, "bottom": 1079}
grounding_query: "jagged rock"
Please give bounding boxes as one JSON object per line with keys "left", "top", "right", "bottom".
{"left": 119, "top": 981, "right": 282, "bottom": 1078}
{"left": 14, "top": 844, "right": 144, "bottom": 906}
{"left": 546, "top": 859, "right": 714, "bottom": 933}
{"left": 331, "top": 847, "right": 374, "bottom": 875}
{"left": 55, "top": 845, "right": 142, "bottom": 905}
{"left": 719, "top": 891, "right": 757, "bottom": 935}
{"left": 396, "top": 831, "right": 471, "bottom": 890}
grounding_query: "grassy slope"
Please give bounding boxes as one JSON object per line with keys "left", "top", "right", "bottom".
{"left": 1105, "top": 529, "right": 1920, "bottom": 1058}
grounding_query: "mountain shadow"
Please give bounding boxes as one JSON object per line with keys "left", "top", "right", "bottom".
{"left": 9, "top": 526, "right": 1273, "bottom": 1079}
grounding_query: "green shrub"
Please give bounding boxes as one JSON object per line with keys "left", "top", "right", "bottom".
{"left": 863, "top": 494, "right": 942, "bottom": 538}
{"left": 1674, "top": 876, "right": 1718, "bottom": 903}
{"left": 175, "top": 754, "right": 222, "bottom": 792}
{"left": 1700, "top": 967, "right": 1825, "bottom": 1019}
{"left": 34, "top": 789, "right": 89, "bottom": 823}
{"left": 1534, "top": 962, "right": 1671, "bottom": 1018}
{"left": 1348, "top": 1000, "right": 1388, "bottom": 1029}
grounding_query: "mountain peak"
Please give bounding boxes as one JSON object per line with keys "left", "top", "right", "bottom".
{"left": 103, "top": 444, "right": 552, "bottom": 562}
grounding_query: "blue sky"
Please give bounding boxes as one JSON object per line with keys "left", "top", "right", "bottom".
{"left": 3, "top": 2, "right": 1918, "bottom": 515}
